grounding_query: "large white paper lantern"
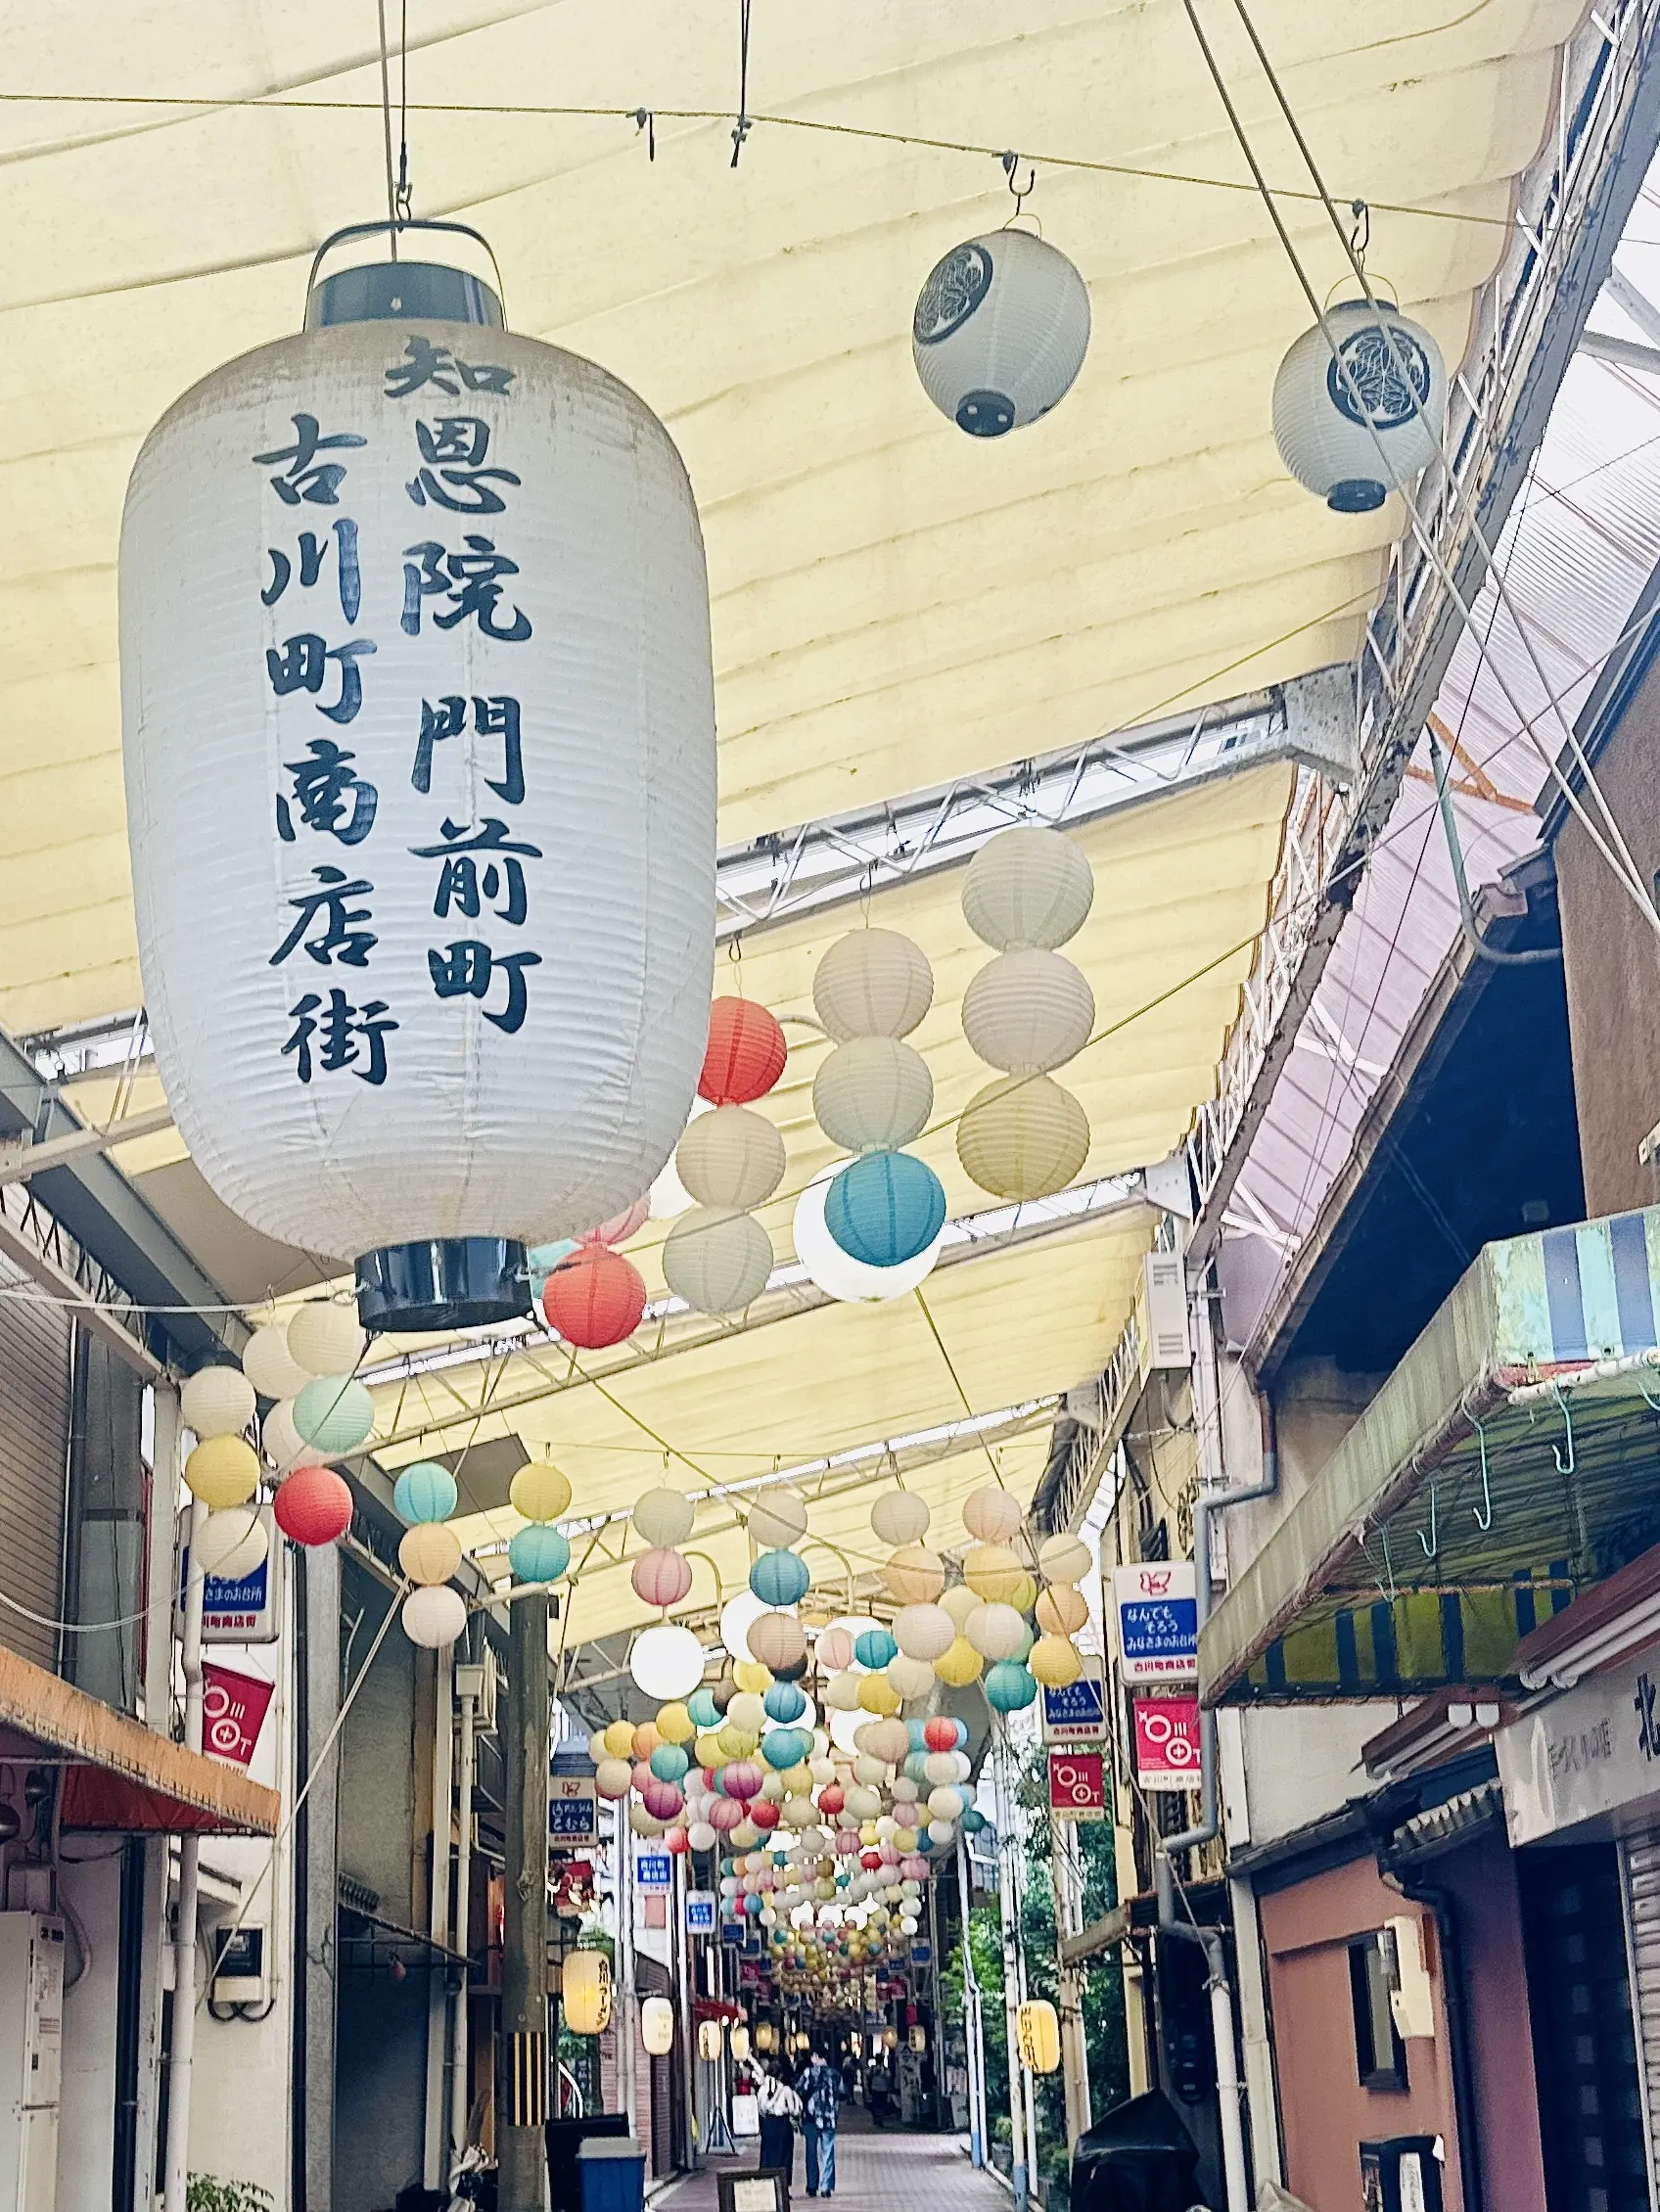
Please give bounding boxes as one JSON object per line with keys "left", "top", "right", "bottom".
{"left": 962, "top": 951, "right": 1093, "bottom": 1074}
{"left": 182, "top": 1365, "right": 256, "bottom": 1442}
{"left": 1272, "top": 299, "right": 1447, "bottom": 513}
{"left": 963, "top": 825, "right": 1093, "bottom": 951}
{"left": 957, "top": 1074, "right": 1089, "bottom": 1200}
{"left": 663, "top": 1206, "right": 774, "bottom": 1313}
{"left": 675, "top": 1106, "right": 786, "bottom": 1212}
{"left": 813, "top": 1037, "right": 933, "bottom": 1154}
{"left": 120, "top": 235, "right": 716, "bottom": 1331}
{"left": 913, "top": 232, "right": 1090, "bottom": 438}
{"left": 631, "top": 1623, "right": 708, "bottom": 1700}
{"left": 812, "top": 931, "right": 934, "bottom": 1042}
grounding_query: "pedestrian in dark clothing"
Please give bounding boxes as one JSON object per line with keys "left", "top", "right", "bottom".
{"left": 798, "top": 2047, "right": 841, "bottom": 2198}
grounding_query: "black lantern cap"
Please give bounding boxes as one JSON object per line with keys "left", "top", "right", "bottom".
{"left": 304, "top": 219, "right": 506, "bottom": 330}
{"left": 356, "top": 1238, "right": 530, "bottom": 1334}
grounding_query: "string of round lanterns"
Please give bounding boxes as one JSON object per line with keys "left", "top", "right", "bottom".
{"left": 663, "top": 996, "right": 787, "bottom": 1316}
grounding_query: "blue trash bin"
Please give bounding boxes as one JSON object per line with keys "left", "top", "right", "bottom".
{"left": 576, "top": 2134, "right": 647, "bottom": 2212}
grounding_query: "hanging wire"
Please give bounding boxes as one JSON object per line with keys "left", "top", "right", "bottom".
{"left": 635, "top": 107, "right": 657, "bottom": 160}
{"left": 1000, "top": 150, "right": 1036, "bottom": 223}
{"left": 394, "top": 0, "right": 413, "bottom": 225}
{"left": 730, "top": 0, "right": 753, "bottom": 167}
{"left": 374, "top": 0, "right": 399, "bottom": 256}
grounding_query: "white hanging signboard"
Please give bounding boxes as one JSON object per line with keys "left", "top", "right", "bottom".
{"left": 1111, "top": 1562, "right": 1199, "bottom": 1683}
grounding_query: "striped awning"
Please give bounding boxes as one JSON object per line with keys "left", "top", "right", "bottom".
{"left": 1202, "top": 1207, "right": 1660, "bottom": 1705}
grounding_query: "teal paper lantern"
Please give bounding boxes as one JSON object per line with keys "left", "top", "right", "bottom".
{"left": 293, "top": 1375, "right": 375, "bottom": 1455}
{"left": 508, "top": 1524, "right": 571, "bottom": 1585}
{"left": 393, "top": 1460, "right": 458, "bottom": 1525}
{"left": 985, "top": 1659, "right": 1038, "bottom": 1712}
{"left": 823, "top": 1151, "right": 946, "bottom": 1268}
{"left": 750, "top": 1548, "right": 811, "bottom": 1606}
{"left": 652, "top": 1744, "right": 691, "bottom": 1783}
{"left": 962, "top": 1809, "right": 989, "bottom": 1836}
{"left": 854, "top": 1628, "right": 898, "bottom": 1670}
{"left": 904, "top": 1751, "right": 932, "bottom": 1784}
{"left": 906, "top": 1718, "right": 928, "bottom": 1751}
{"left": 689, "top": 1688, "right": 721, "bottom": 1729}
{"left": 764, "top": 1682, "right": 807, "bottom": 1724}
{"left": 762, "top": 1728, "right": 808, "bottom": 1771}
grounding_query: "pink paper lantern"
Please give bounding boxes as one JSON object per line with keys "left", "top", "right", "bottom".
{"left": 581, "top": 1193, "right": 651, "bottom": 1247}
{"left": 631, "top": 1545, "right": 694, "bottom": 1610}
{"left": 816, "top": 1628, "right": 854, "bottom": 1673}
{"left": 899, "top": 1856, "right": 930, "bottom": 1882}
{"left": 709, "top": 1797, "right": 744, "bottom": 1833}
{"left": 722, "top": 1761, "right": 764, "bottom": 1802}
{"left": 834, "top": 1830, "right": 859, "bottom": 1856}
{"left": 667, "top": 1826, "right": 690, "bottom": 1855}
{"left": 643, "top": 1779, "right": 684, "bottom": 1821}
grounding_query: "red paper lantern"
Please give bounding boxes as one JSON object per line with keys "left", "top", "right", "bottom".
{"left": 750, "top": 1799, "right": 781, "bottom": 1831}
{"left": 543, "top": 1247, "right": 647, "bottom": 1349}
{"left": 699, "top": 999, "right": 787, "bottom": 1106}
{"left": 631, "top": 1545, "right": 694, "bottom": 1610}
{"left": 274, "top": 1463, "right": 352, "bottom": 1547}
{"left": 923, "top": 1717, "right": 958, "bottom": 1753}
{"left": 817, "top": 1783, "right": 846, "bottom": 1819}
{"left": 667, "top": 1825, "right": 690, "bottom": 1855}
{"left": 859, "top": 1848, "right": 883, "bottom": 1871}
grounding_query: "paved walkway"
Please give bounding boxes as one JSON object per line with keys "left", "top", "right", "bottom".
{"left": 653, "top": 2115, "right": 1006, "bottom": 2212}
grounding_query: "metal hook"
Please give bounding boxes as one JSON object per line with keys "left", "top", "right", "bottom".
{"left": 1379, "top": 1525, "right": 1398, "bottom": 1603}
{"left": 1000, "top": 150, "right": 1036, "bottom": 219}
{"left": 1470, "top": 1410, "right": 1494, "bottom": 1533}
{"left": 635, "top": 108, "right": 657, "bottom": 161}
{"left": 1348, "top": 197, "right": 1370, "bottom": 268}
{"left": 1638, "top": 1362, "right": 1660, "bottom": 1414}
{"left": 1549, "top": 1381, "right": 1576, "bottom": 1477}
{"left": 1417, "top": 1481, "right": 1440, "bottom": 1560}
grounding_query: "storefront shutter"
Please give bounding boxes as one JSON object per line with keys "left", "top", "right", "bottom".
{"left": 0, "top": 1253, "right": 73, "bottom": 1671}
{"left": 1623, "top": 1831, "right": 1660, "bottom": 2202}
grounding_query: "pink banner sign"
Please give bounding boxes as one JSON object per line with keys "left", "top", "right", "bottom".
{"left": 201, "top": 1662, "right": 275, "bottom": 1768}
{"left": 1132, "top": 1695, "right": 1202, "bottom": 1790}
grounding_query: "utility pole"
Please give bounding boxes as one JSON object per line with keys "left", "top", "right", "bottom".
{"left": 955, "top": 1829, "right": 986, "bottom": 2168}
{"left": 499, "top": 1592, "right": 550, "bottom": 2212}
{"left": 994, "top": 1734, "right": 1030, "bottom": 2211}
{"left": 161, "top": 1497, "right": 207, "bottom": 2212}
{"left": 1051, "top": 1822, "right": 1093, "bottom": 2143}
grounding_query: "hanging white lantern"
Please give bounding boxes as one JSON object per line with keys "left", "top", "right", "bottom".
{"left": 886, "top": 1654, "right": 936, "bottom": 1701}
{"left": 1271, "top": 299, "right": 1448, "bottom": 513}
{"left": 812, "top": 930, "right": 934, "bottom": 1042}
{"left": 120, "top": 227, "right": 717, "bottom": 1330}
{"left": 286, "top": 1302, "right": 366, "bottom": 1379}
{"left": 892, "top": 1602, "right": 955, "bottom": 1664}
{"left": 912, "top": 231, "right": 1090, "bottom": 438}
{"left": 195, "top": 1505, "right": 270, "bottom": 1583}
{"left": 630, "top": 1623, "right": 708, "bottom": 1700}
{"left": 1038, "top": 1533, "right": 1092, "bottom": 1586}
{"left": 181, "top": 1365, "right": 256, "bottom": 1442}
{"left": 675, "top": 1106, "right": 786, "bottom": 1212}
{"left": 633, "top": 1485, "right": 697, "bottom": 1549}
{"left": 793, "top": 1167, "right": 944, "bottom": 1303}
{"left": 963, "top": 1484, "right": 1025, "bottom": 1544}
{"left": 401, "top": 1585, "right": 468, "bottom": 1648}
{"left": 812, "top": 1037, "right": 933, "bottom": 1154}
{"left": 663, "top": 1206, "right": 774, "bottom": 1314}
{"left": 965, "top": 1601, "right": 1028, "bottom": 1661}
{"left": 962, "top": 951, "right": 1093, "bottom": 1074}
{"left": 871, "top": 1491, "right": 930, "bottom": 1547}
{"left": 260, "top": 1397, "right": 327, "bottom": 1477}
{"left": 241, "top": 1322, "right": 312, "bottom": 1403}
{"left": 746, "top": 1485, "right": 810, "bottom": 1551}
{"left": 957, "top": 1075, "right": 1089, "bottom": 1201}
{"left": 962, "top": 825, "right": 1094, "bottom": 952}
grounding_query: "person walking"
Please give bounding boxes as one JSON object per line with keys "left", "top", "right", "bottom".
{"left": 756, "top": 2059, "right": 801, "bottom": 2189}
{"left": 798, "top": 2043, "right": 841, "bottom": 2200}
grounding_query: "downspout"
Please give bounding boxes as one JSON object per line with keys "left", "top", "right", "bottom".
{"left": 1428, "top": 731, "right": 1559, "bottom": 970}
{"left": 1154, "top": 1391, "right": 1279, "bottom": 2212}
{"left": 161, "top": 1496, "right": 208, "bottom": 2212}
{"left": 1380, "top": 1857, "right": 1484, "bottom": 2212}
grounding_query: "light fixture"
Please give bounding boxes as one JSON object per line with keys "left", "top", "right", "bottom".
{"left": 642, "top": 1997, "right": 675, "bottom": 2055}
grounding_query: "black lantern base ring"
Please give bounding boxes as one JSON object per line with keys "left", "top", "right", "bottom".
{"left": 355, "top": 1237, "right": 530, "bottom": 1334}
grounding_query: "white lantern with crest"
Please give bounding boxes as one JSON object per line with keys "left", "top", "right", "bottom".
{"left": 120, "top": 221, "right": 717, "bottom": 1334}
{"left": 1272, "top": 298, "right": 1447, "bottom": 514}
{"left": 912, "top": 231, "right": 1090, "bottom": 438}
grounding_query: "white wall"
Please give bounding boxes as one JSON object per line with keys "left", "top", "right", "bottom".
{"left": 57, "top": 1850, "right": 123, "bottom": 2212}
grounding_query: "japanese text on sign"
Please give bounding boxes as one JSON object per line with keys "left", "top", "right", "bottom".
{"left": 1046, "top": 1749, "right": 1106, "bottom": 1822}
{"left": 1112, "top": 1562, "right": 1199, "bottom": 1682}
{"left": 1132, "top": 1695, "right": 1202, "bottom": 1791}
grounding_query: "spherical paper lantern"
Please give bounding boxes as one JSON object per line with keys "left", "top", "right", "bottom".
{"left": 399, "top": 1520, "right": 463, "bottom": 1586}
{"left": 854, "top": 1628, "right": 899, "bottom": 1671}
{"left": 182, "top": 1364, "right": 256, "bottom": 1442}
{"left": 687, "top": 1820, "right": 718, "bottom": 1855}
{"left": 641, "top": 1995, "right": 675, "bottom": 2055}
{"left": 813, "top": 1037, "right": 933, "bottom": 1155}
{"left": 393, "top": 1460, "right": 459, "bottom": 1525}
{"left": 1016, "top": 1998, "right": 1062, "bottom": 2074}
{"left": 794, "top": 1169, "right": 944, "bottom": 1302}
{"left": 747, "top": 1487, "right": 810, "bottom": 1551}
{"left": 913, "top": 231, "right": 1090, "bottom": 438}
{"left": 923, "top": 1716, "right": 958, "bottom": 1754}
{"left": 750, "top": 1612, "right": 808, "bottom": 1675}
{"left": 887, "top": 1654, "right": 935, "bottom": 1701}
{"left": 958, "top": 1074, "right": 1089, "bottom": 1201}
{"left": 985, "top": 1660, "right": 1038, "bottom": 1713}
{"left": 700, "top": 999, "right": 787, "bottom": 1105}
{"left": 287, "top": 1302, "right": 367, "bottom": 1380}
{"left": 274, "top": 1463, "right": 353, "bottom": 1546}
{"left": 1029, "top": 1635, "right": 1084, "bottom": 1688}
{"left": 631, "top": 1545, "right": 694, "bottom": 1610}
{"left": 963, "top": 823, "right": 1094, "bottom": 952}
{"left": 884, "top": 1544, "right": 946, "bottom": 1606}
{"left": 581, "top": 1193, "right": 651, "bottom": 1248}
{"left": 293, "top": 1376, "right": 374, "bottom": 1456}
{"left": 966, "top": 1601, "right": 1028, "bottom": 1661}
{"left": 595, "top": 1757, "right": 634, "bottom": 1801}
{"left": 1038, "top": 1533, "right": 1092, "bottom": 1587}
{"left": 564, "top": 1950, "right": 614, "bottom": 2037}
{"left": 1272, "top": 299, "right": 1448, "bottom": 513}
{"left": 185, "top": 1435, "right": 260, "bottom": 1510}
{"left": 261, "top": 1398, "right": 325, "bottom": 1478}
{"left": 870, "top": 1492, "right": 930, "bottom": 1547}
{"left": 664, "top": 1206, "right": 773, "bottom": 1314}
{"left": 963, "top": 1543, "right": 1025, "bottom": 1603}
{"left": 543, "top": 1248, "right": 647, "bottom": 1349}
{"left": 815, "top": 1627, "right": 855, "bottom": 1674}
{"left": 750, "top": 1548, "right": 810, "bottom": 1607}
{"left": 675, "top": 1105, "right": 786, "bottom": 1210}
{"left": 857, "top": 1674, "right": 900, "bottom": 1717}
{"left": 893, "top": 1603, "right": 955, "bottom": 1663}
{"left": 870, "top": 1718, "right": 911, "bottom": 1765}
{"left": 633, "top": 1486, "right": 696, "bottom": 1548}
{"left": 503, "top": 1525, "right": 568, "bottom": 1586}
{"left": 196, "top": 1505, "right": 269, "bottom": 1583}
{"left": 962, "top": 950, "right": 1093, "bottom": 1074}
{"left": 940, "top": 1584, "right": 981, "bottom": 1631}
{"left": 934, "top": 1636, "right": 983, "bottom": 1686}
{"left": 813, "top": 930, "right": 934, "bottom": 1041}
{"left": 824, "top": 1152, "right": 946, "bottom": 1269}
{"left": 963, "top": 1485, "right": 1025, "bottom": 1544}
{"left": 764, "top": 1679, "right": 807, "bottom": 1722}
{"left": 631, "top": 1623, "right": 707, "bottom": 1700}
{"left": 510, "top": 1460, "right": 573, "bottom": 1524}
{"left": 401, "top": 1584, "right": 468, "bottom": 1648}
{"left": 241, "top": 1322, "right": 310, "bottom": 1403}
{"left": 657, "top": 1700, "right": 696, "bottom": 1746}
{"left": 1037, "top": 1584, "right": 1089, "bottom": 1636}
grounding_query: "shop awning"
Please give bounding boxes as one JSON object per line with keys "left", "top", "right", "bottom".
{"left": 1201, "top": 1205, "right": 1660, "bottom": 1705}
{"left": 0, "top": 1648, "right": 281, "bottom": 1835}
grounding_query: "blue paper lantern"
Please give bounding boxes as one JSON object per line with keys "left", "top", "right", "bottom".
{"left": 961, "top": 1809, "right": 989, "bottom": 1835}
{"left": 855, "top": 1628, "right": 899, "bottom": 1671}
{"left": 764, "top": 1682, "right": 807, "bottom": 1724}
{"left": 985, "top": 1659, "right": 1038, "bottom": 1712}
{"left": 762, "top": 1728, "right": 808, "bottom": 1771}
{"left": 906, "top": 1718, "right": 928, "bottom": 1751}
{"left": 689, "top": 1688, "right": 721, "bottom": 1729}
{"left": 508, "top": 1524, "right": 571, "bottom": 1585}
{"left": 953, "top": 1719, "right": 970, "bottom": 1749}
{"left": 750, "top": 1548, "right": 811, "bottom": 1606}
{"left": 651, "top": 1744, "right": 690, "bottom": 1783}
{"left": 393, "top": 1460, "right": 458, "bottom": 1525}
{"left": 823, "top": 1151, "right": 946, "bottom": 1268}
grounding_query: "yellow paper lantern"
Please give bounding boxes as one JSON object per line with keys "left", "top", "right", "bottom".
{"left": 510, "top": 1460, "right": 573, "bottom": 1524}
{"left": 184, "top": 1435, "right": 260, "bottom": 1511}
{"left": 956, "top": 1074, "right": 1090, "bottom": 1202}
{"left": 695, "top": 1732, "right": 724, "bottom": 1770}
{"left": 1017, "top": 2000, "right": 1062, "bottom": 2074}
{"left": 857, "top": 1674, "right": 900, "bottom": 1716}
{"left": 641, "top": 1996, "right": 676, "bottom": 2055}
{"left": 734, "top": 1660, "right": 773, "bottom": 1694}
{"left": 604, "top": 1719, "right": 636, "bottom": 1759}
{"left": 963, "top": 1544, "right": 1025, "bottom": 1603}
{"left": 883, "top": 1544, "right": 945, "bottom": 1605}
{"left": 1029, "top": 1635, "right": 1084, "bottom": 1688}
{"left": 1037, "top": 1585, "right": 1089, "bottom": 1636}
{"left": 398, "top": 1522, "right": 463, "bottom": 1587}
{"left": 656, "top": 1701, "right": 696, "bottom": 1745}
{"left": 934, "top": 1636, "right": 984, "bottom": 1687}
{"left": 698, "top": 2019, "right": 724, "bottom": 2060}
{"left": 1038, "top": 1534, "right": 1092, "bottom": 1587}
{"left": 563, "top": 1951, "right": 613, "bottom": 2036}
{"left": 1009, "top": 1572, "right": 1038, "bottom": 1616}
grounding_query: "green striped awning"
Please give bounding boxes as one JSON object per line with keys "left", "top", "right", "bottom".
{"left": 1202, "top": 1207, "right": 1660, "bottom": 1705}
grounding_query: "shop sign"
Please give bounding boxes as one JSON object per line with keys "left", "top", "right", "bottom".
{"left": 549, "top": 1765, "right": 598, "bottom": 1847}
{"left": 201, "top": 1662, "right": 274, "bottom": 1767}
{"left": 184, "top": 1506, "right": 281, "bottom": 1643}
{"left": 1047, "top": 1747, "right": 1106, "bottom": 1821}
{"left": 1040, "top": 1656, "right": 1106, "bottom": 1744}
{"left": 1497, "top": 1650, "right": 1660, "bottom": 1844}
{"left": 685, "top": 1889, "right": 717, "bottom": 1934}
{"left": 1132, "top": 1695, "right": 1202, "bottom": 1790}
{"left": 1112, "top": 1563, "right": 1198, "bottom": 1682}
{"left": 635, "top": 1849, "right": 672, "bottom": 1893}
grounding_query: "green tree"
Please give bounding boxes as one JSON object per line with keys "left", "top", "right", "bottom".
{"left": 186, "top": 2181, "right": 273, "bottom": 2212}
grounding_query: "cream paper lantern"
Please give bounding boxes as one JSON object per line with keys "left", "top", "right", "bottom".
{"left": 286, "top": 1302, "right": 366, "bottom": 1380}
{"left": 1272, "top": 299, "right": 1448, "bottom": 513}
{"left": 813, "top": 1037, "right": 933, "bottom": 1155}
{"left": 963, "top": 1484, "right": 1026, "bottom": 1544}
{"left": 1038, "top": 1533, "right": 1092, "bottom": 1587}
{"left": 402, "top": 1585, "right": 467, "bottom": 1648}
{"left": 633, "top": 1486, "right": 697, "bottom": 1548}
{"left": 120, "top": 255, "right": 716, "bottom": 1311}
{"left": 884, "top": 1544, "right": 946, "bottom": 1606}
{"left": 747, "top": 1486, "right": 809, "bottom": 1551}
{"left": 887, "top": 1654, "right": 936, "bottom": 1701}
{"left": 641, "top": 1996, "right": 675, "bottom": 2054}
{"left": 1037, "top": 1584, "right": 1089, "bottom": 1636}
{"left": 181, "top": 1365, "right": 256, "bottom": 1442}
{"left": 871, "top": 1491, "right": 930, "bottom": 1547}
{"left": 675, "top": 1105, "right": 786, "bottom": 1211}
{"left": 893, "top": 1603, "right": 955, "bottom": 1664}
{"left": 958, "top": 1074, "right": 1089, "bottom": 1201}
{"left": 912, "top": 232, "right": 1091, "bottom": 438}
{"left": 241, "top": 1322, "right": 311, "bottom": 1403}
{"left": 399, "top": 1520, "right": 464, "bottom": 1586}
{"left": 962, "top": 951, "right": 1093, "bottom": 1074}
{"left": 663, "top": 1206, "right": 774, "bottom": 1314}
{"left": 261, "top": 1397, "right": 327, "bottom": 1477}
{"left": 196, "top": 1505, "right": 270, "bottom": 1582}
{"left": 966, "top": 1601, "right": 1028, "bottom": 1661}
{"left": 962, "top": 824, "right": 1094, "bottom": 952}
{"left": 813, "top": 929, "right": 934, "bottom": 1042}
{"left": 940, "top": 1583, "right": 982, "bottom": 1631}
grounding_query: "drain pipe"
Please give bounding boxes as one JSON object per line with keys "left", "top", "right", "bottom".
{"left": 1380, "top": 1858, "right": 1484, "bottom": 2212}
{"left": 1154, "top": 1392, "right": 1278, "bottom": 2212}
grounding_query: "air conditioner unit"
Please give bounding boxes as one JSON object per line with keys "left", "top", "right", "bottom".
{"left": 455, "top": 1654, "right": 499, "bottom": 1732}
{"left": 1138, "top": 1253, "right": 1191, "bottom": 1369}
{"left": 0, "top": 1914, "right": 64, "bottom": 2212}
